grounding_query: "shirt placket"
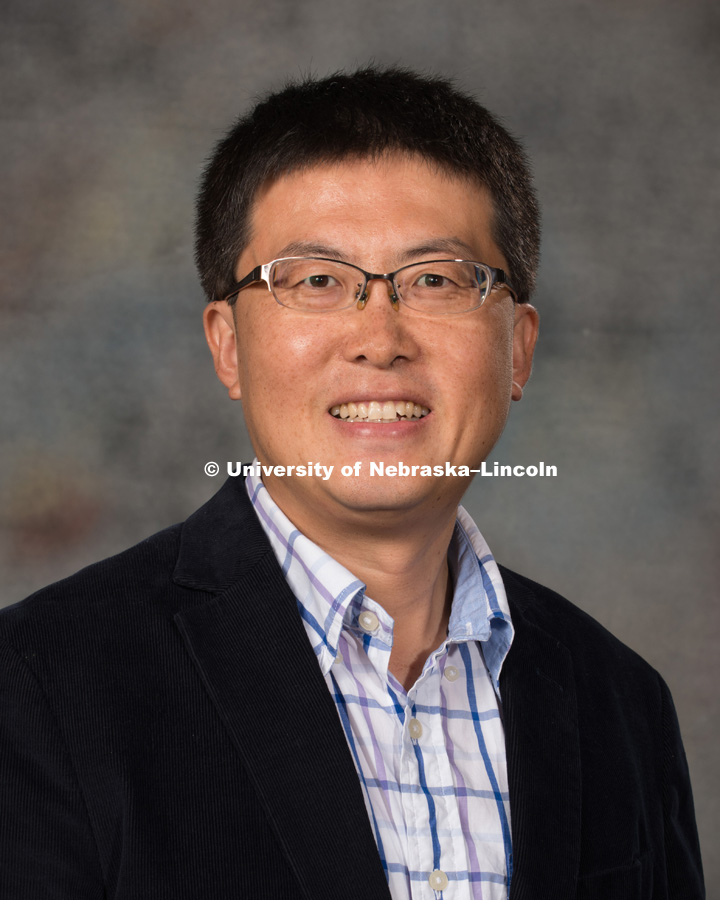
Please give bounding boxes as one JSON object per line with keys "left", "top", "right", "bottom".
{"left": 398, "top": 652, "right": 461, "bottom": 899}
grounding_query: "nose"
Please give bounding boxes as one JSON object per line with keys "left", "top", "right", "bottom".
{"left": 356, "top": 275, "right": 398, "bottom": 309}
{"left": 344, "top": 277, "right": 418, "bottom": 368}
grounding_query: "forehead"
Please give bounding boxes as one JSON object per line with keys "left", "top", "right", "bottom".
{"left": 240, "top": 154, "right": 503, "bottom": 272}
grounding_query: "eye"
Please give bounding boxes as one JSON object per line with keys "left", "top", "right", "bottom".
{"left": 415, "top": 272, "right": 453, "bottom": 288}
{"left": 302, "top": 273, "right": 339, "bottom": 289}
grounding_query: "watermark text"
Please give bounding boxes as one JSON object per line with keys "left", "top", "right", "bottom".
{"left": 204, "top": 460, "right": 557, "bottom": 479}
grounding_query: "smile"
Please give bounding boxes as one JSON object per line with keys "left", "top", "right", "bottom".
{"left": 330, "top": 400, "right": 430, "bottom": 423}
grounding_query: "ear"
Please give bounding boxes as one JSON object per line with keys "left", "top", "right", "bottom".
{"left": 203, "top": 302, "right": 242, "bottom": 400}
{"left": 511, "top": 303, "right": 539, "bottom": 401}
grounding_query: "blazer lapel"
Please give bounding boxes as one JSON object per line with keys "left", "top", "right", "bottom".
{"left": 499, "top": 567, "right": 582, "bottom": 900}
{"left": 172, "top": 478, "right": 391, "bottom": 900}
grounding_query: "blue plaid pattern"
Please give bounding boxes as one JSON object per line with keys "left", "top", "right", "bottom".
{"left": 247, "top": 471, "right": 513, "bottom": 900}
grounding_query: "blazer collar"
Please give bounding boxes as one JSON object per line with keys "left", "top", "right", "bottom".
{"left": 173, "top": 477, "right": 391, "bottom": 900}
{"left": 172, "top": 475, "right": 273, "bottom": 592}
{"left": 499, "top": 566, "right": 583, "bottom": 899}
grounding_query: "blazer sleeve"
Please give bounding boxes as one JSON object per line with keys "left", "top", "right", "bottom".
{"left": 0, "top": 638, "right": 105, "bottom": 899}
{"left": 659, "top": 673, "right": 705, "bottom": 898}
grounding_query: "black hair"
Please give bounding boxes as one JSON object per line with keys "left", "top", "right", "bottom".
{"left": 195, "top": 66, "right": 540, "bottom": 304}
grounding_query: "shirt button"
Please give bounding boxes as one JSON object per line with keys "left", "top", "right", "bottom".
{"left": 358, "top": 611, "right": 379, "bottom": 633}
{"left": 408, "top": 717, "right": 423, "bottom": 740}
{"left": 429, "top": 869, "right": 449, "bottom": 891}
{"left": 444, "top": 665, "right": 460, "bottom": 682}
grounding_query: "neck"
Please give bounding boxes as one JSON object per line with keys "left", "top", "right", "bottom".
{"left": 264, "top": 481, "right": 459, "bottom": 690}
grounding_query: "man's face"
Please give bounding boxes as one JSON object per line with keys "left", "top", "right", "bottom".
{"left": 205, "top": 154, "right": 538, "bottom": 531}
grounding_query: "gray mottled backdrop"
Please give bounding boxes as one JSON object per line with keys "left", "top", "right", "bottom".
{"left": 2, "top": 0, "right": 719, "bottom": 886}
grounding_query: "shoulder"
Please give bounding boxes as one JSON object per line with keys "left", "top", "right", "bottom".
{"left": 2, "top": 522, "right": 184, "bottom": 613}
{"left": 501, "top": 565, "right": 652, "bottom": 661}
{"left": 0, "top": 522, "right": 187, "bottom": 653}
{"left": 499, "top": 564, "right": 664, "bottom": 704}
{"left": 0, "top": 475, "right": 269, "bottom": 680}
{"left": 0, "top": 476, "right": 271, "bottom": 666}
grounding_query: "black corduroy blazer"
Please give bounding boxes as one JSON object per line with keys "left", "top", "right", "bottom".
{"left": 0, "top": 476, "right": 705, "bottom": 899}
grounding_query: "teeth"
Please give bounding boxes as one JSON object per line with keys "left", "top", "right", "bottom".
{"left": 368, "top": 401, "right": 383, "bottom": 421}
{"left": 330, "top": 400, "right": 431, "bottom": 423}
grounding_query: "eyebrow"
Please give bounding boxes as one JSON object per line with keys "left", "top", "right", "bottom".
{"left": 397, "top": 238, "right": 479, "bottom": 263}
{"left": 276, "top": 241, "right": 347, "bottom": 260}
{"left": 275, "top": 237, "right": 480, "bottom": 266}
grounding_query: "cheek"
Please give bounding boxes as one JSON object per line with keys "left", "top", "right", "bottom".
{"left": 236, "top": 314, "right": 329, "bottom": 402}
{"left": 488, "top": 335, "right": 514, "bottom": 387}
{"left": 483, "top": 310, "right": 515, "bottom": 385}
{"left": 442, "top": 322, "right": 513, "bottom": 400}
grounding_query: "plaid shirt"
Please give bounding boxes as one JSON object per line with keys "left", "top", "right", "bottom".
{"left": 247, "top": 472, "right": 514, "bottom": 900}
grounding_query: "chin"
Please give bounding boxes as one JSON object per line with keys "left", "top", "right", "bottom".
{"left": 329, "top": 472, "right": 464, "bottom": 517}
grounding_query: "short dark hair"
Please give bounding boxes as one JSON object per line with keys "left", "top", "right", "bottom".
{"left": 195, "top": 66, "right": 540, "bottom": 304}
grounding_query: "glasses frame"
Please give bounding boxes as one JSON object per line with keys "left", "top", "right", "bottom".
{"left": 221, "top": 256, "right": 518, "bottom": 314}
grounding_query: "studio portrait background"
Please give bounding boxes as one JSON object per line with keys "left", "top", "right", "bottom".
{"left": 1, "top": 0, "right": 718, "bottom": 887}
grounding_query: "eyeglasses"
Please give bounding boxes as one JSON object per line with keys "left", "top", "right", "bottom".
{"left": 222, "top": 257, "right": 517, "bottom": 315}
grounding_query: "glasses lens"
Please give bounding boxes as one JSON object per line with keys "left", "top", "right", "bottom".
{"left": 271, "top": 258, "right": 360, "bottom": 311}
{"left": 397, "top": 261, "right": 490, "bottom": 313}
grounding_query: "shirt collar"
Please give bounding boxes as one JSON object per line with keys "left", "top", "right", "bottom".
{"left": 246, "top": 468, "right": 513, "bottom": 687}
{"left": 246, "top": 470, "right": 364, "bottom": 674}
{"left": 452, "top": 505, "right": 514, "bottom": 687}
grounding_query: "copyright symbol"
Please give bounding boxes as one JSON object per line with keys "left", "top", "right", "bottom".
{"left": 204, "top": 461, "right": 220, "bottom": 477}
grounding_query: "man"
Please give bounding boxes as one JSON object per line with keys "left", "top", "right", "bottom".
{"left": 0, "top": 67, "right": 704, "bottom": 899}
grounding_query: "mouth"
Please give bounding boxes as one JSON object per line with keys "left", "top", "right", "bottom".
{"left": 330, "top": 399, "right": 430, "bottom": 424}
